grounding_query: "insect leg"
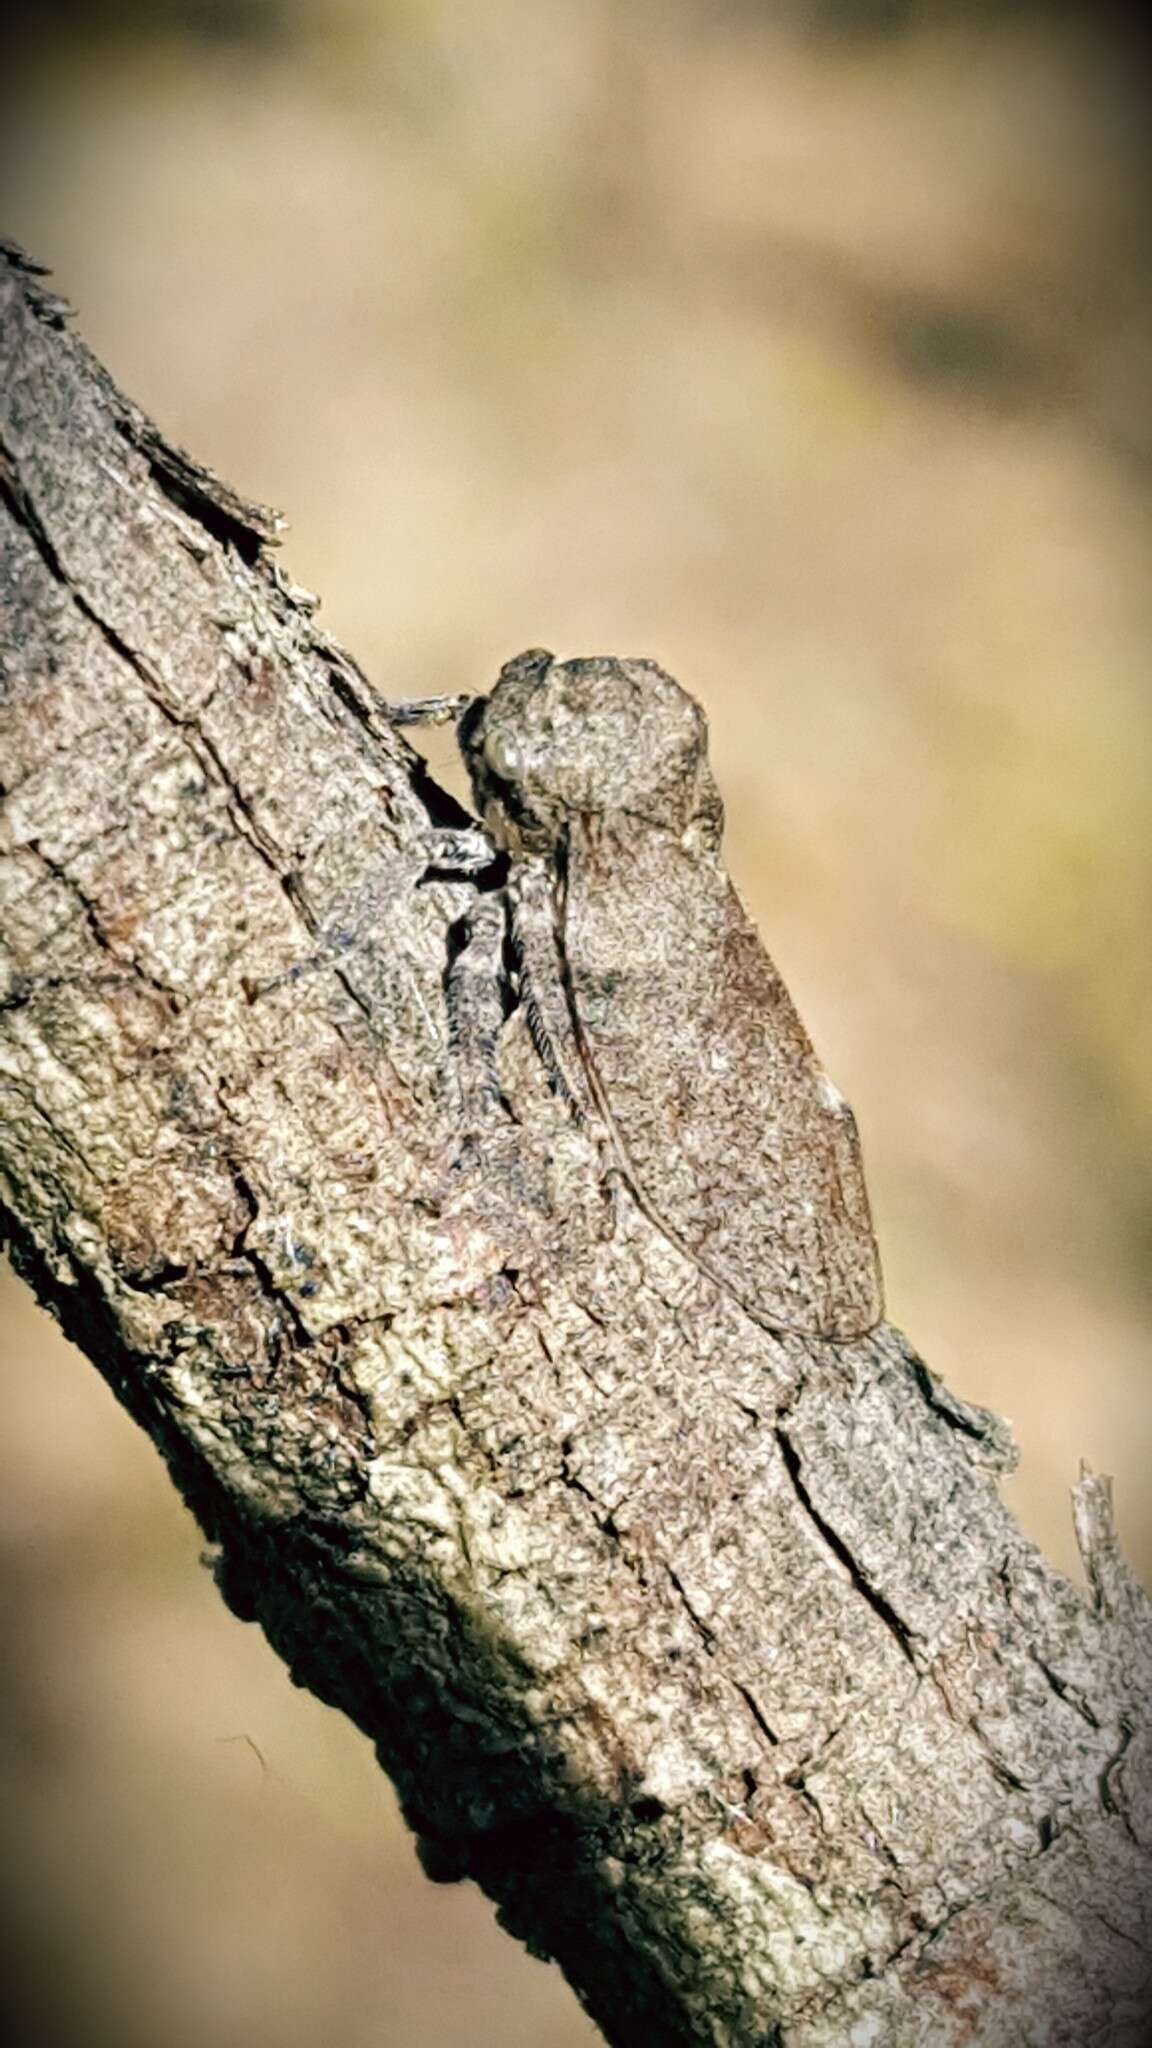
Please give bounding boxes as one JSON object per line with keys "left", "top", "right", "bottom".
{"left": 388, "top": 693, "right": 475, "bottom": 728}
{"left": 507, "top": 860, "right": 595, "bottom": 1121}
{"left": 506, "top": 861, "right": 626, "bottom": 1245}
{"left": 419, "top": 827, "right": 498, "bottom": 876}
{"left": 444, "top": 895, "right": 508, "bottom": 1130}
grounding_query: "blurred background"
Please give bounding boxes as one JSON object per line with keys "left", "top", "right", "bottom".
{"left": 0, "top": 3, "right": 1149, "bottom": 2042}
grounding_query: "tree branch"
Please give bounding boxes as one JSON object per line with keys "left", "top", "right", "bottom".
{"left": 1, "top": 242, "right": 1149, "bottom": 2046}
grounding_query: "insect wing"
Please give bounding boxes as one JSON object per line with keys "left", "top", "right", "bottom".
{"left": 562, "top": 818, "right": 883, "bottom": 1339}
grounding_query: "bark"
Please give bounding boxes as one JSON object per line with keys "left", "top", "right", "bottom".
{"left": 1, "top": 239, "right": 1149, "bottom": 2047}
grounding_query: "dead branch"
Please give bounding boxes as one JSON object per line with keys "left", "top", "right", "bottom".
{"left": 1, "top": 242, "right": 1149, "bottom": 2046}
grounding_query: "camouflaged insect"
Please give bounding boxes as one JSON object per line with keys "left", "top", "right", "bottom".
{"left": 445, "top": 648, "right": 884, "bottom": 1342}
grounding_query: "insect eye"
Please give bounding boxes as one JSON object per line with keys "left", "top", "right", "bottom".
{"left": 484, "top": 729, "right": 522, "bottom": 784}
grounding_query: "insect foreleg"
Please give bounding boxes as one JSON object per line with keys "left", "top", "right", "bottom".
{"left": 444, "top": 895, "right": 508, "bottom": 1131}
{"left": 419, "top": 827, "right": 498, "bottom": 876}
{"left": 388, "top": 693, "right": 475, "bottom": 728}
{"left": 507, "top": 860, "right": 595, "bottom": 1122}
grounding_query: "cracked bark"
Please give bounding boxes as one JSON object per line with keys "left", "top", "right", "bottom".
{"left": 1, "top": 241, "right": 1150, "bottom": 2046}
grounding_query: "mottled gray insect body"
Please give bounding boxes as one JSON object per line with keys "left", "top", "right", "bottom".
{"left": 452, "top": 648, "right": 884, "bottom": 1342}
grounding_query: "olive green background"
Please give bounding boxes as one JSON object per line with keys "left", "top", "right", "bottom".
{"left": 1, "top": 5, "right": 1148, "bottom": 2043}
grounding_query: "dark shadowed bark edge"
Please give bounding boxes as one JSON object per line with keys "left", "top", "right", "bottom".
{"left": 1, "top": 242, "right": 1149, "bottom": 2047}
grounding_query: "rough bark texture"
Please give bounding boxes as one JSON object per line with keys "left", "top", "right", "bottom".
{"left": 1, "top": 242, "right": 1149, "bottom": 2046}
